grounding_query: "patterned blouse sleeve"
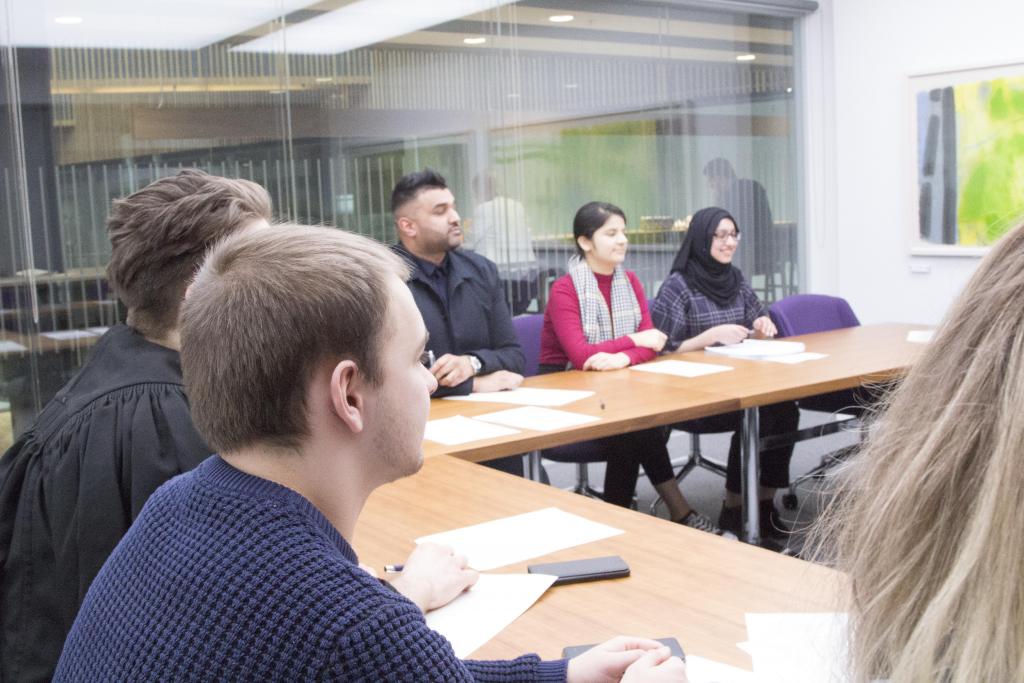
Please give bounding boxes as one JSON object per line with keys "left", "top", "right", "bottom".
{"left": 651, "top": 274, "right": 691, "bottom": 353}
{"left": 740, "top": 280, "right": 768, "bottom": 327}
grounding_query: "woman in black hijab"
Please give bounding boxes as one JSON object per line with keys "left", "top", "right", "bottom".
{"left": 651, "top": 207, "right": 799, "bottom": 541}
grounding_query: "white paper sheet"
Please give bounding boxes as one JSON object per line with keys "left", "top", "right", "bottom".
{"left": 443, "top": 387, "right": 595, "bottom": 407}
{"left": 744, "top": 612, "right": 850, "bottom": 683}
{"left": 685, "top": 655, "right": 755, "bottom": 683}
{"left": 906, "top": 329, "right": 934, "bottom": 343}
{"left": 416, "top": 507, "right": 624, "bottom": 571}
{"left": 631, "top": 360, "right": 735, "bottom": 378}
{"left": 423, "top": 415, "right": 520, "bottom": 446}
{"left": 0, "top": 340, "right": 27, "bottom": 353}
{"left": 40, "top": 329, "right": 98, "bottom": 341}
{"left": 425, "top": 573, "right": 557, "bottom": 657}
{"left": 473, "top": 406, "right": 600, "bottom": 432}
{"left": 705, "top": 339, "right": 806, "bottom": 359}
{"left": 762, "top": 352, "right": 829, "bottom": 364}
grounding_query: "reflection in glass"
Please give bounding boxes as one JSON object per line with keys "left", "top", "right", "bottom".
{"left": 0, "top": 0, "right": 804, "bottom": 445}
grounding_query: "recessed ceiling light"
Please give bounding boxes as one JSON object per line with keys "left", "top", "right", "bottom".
{"left": 549, "top": 14, "right": 574, "bottom": 23}
{"left": 736, "top": 54, "right": 756, "bottom": 62}
{"left": 786, "top": 86, "right": 793, "bottom": 93}
{"left": 564, "top": 83, "right": 579, "bottom": 89}
{"left": 463, "top": 37, "right": 487, "bottom": 45}
{"left": 54, "top": 16, "right": 84, "bottom": 25}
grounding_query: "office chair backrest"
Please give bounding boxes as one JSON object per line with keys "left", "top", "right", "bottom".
{"left": 512, "top": 313, "right": 544, "bottom": 377}
{"left": 770, "top": 294, "right": 860, "bottom": 337}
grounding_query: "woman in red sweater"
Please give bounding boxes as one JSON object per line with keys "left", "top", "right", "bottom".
{"left": 539, "top": 201, "right": 731, "bottom": 537}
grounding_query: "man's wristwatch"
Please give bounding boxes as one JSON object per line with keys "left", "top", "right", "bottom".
{"left": 466, "top": 355, "right": 482, "bottom": 376}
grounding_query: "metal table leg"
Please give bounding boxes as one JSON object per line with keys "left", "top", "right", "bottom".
{"left": 741, "top": 406, "right": 761, "bottom": 545}
{"left": 526, "top": 451, "right": 542, "bottom": 482}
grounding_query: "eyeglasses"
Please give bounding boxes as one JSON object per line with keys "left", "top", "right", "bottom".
{"left": 713, "top": 231, "right": 741, "bottom": 243}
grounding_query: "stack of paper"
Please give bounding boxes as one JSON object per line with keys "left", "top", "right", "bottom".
{"left": 416, "top": 507, "right": 624, "bottom": 571}
{"left": 443, "top": 387, "right": 594, "bottom": 407}
{"left": 474, "top": 406, "right": 599, "bottom": 432}
{"left": 684, "top": 655, "right": 755, "bottom": 683}
{"left": 425, "top": 573, "right": 558, "bottom": 657}
{"left": 423, "top": 415, "right": 520, "bottom": 446}
{"left": 906, "top": 329, "right": 934, "bottom": 343}
{"left": 742, "top": 612, "right": 850, "bottom": 682}
{"left": 762, "top": 352, "right": 829, "bottom": 365}
{"left": 705, "top": 339, "right": 806, "bottom": 359}
{"left": 631, "top": 360, "right": 734, "bottom": 378}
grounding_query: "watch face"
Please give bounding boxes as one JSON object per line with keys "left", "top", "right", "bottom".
{"left": 468, "top": 355, "right": 482, "bottom": 374}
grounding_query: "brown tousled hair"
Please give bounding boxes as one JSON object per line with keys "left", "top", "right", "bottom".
{"left": 106, "top": 169, "right": 272, "bottom": 338}
{"left": 180, "top": 224, "right": 409, "bottom": 453}
{"left": 809, "top": 222, "right": 1024, "bottom": 682}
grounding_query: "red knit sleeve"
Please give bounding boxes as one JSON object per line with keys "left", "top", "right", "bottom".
{"left": 545, "top": 275, "right": 637, "bottom": 370}
{"left": 622, "top": 272, "right": 656, "bottom": 365}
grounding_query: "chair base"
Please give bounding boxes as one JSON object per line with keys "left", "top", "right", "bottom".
{"left": 530, "top": 451, "right": 636, "bottom": 507}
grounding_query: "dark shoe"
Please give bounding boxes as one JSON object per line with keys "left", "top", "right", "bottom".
{"left": 678, "top": 511, "right": 737, "bottom": 539}
{"left": 717, "top": 504, "right": 744, "bottom": 538}
{"left": 759, "top": 499, "right": 791, "bottom": 540}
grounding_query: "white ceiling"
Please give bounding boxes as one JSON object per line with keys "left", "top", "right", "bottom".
{"left": 3, "top": 0, "right": 314, "bottom": 50}
{"left": 234, "top": 0, "right": 516, "bottom": 54}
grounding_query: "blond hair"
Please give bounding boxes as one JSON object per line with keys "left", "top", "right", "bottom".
{"left": 107, "top": 169, "right": 272, "bottom": 338}
{"left": 179, "top": 224, "right": 409, "bottom": 453}
{"left": 810, "top": 222, "right": 1024, "bottom": 682}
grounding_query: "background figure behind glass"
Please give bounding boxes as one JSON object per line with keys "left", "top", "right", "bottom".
{"left": 469, "top": 172, "right": 539, "bottom": 315}
{"left": 703, "top": 157, "right": 774, "bottom": 290}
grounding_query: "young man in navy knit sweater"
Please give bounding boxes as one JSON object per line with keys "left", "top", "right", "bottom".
{"left": 54, "top": 225, "right": 687, "bottom": 682}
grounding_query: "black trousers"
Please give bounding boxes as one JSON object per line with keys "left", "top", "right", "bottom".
{"left": 538, "top": 364, "right": 675, "bottom": 508}
{"left": 673, "top": 400, "right": 799, "bottom": 494}
{"left": 542, "top": 429, "right": 676, "bottom": 508}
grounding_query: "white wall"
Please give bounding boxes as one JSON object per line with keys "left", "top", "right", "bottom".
{"left": 802, "top": 0, "right": 1024, "bottom": 324}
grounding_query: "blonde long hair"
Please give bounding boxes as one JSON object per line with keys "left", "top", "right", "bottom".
{"left": 810, "top": 223, "right": 1024, "bottom": 682}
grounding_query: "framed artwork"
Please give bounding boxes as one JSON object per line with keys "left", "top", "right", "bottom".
{"left": 908, "top": 61, "right": 1024, "bottom": 256}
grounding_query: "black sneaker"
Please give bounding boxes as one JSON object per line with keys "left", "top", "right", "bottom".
{"left": 717, "top": 503, "right": 744, "bottom": 538}
{"left": 679, "top": 511, "right": 737, "bottom": 539}
{"left": 759, "top": 499, "right": 791, "bottom": 540}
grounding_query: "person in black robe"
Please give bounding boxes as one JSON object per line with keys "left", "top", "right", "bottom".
{"left": 0, "top": 169, "right": 272, "bottom": 682}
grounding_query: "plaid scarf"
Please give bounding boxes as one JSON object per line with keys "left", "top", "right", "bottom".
{"left": 568, "top": 256, "right": 641, "bottom": 346}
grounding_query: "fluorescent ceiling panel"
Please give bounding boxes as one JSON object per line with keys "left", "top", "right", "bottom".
{"left": 4, "top": 0, "right": 316, "bottom": 50}
{"left": 235, "top": 0, "right": 515, "bottom": 55}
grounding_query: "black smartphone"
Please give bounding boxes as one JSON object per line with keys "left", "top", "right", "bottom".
{"left": 526, "top": 555, "right": 629, "bottom": 586}
{"left": 562, "top": 637, "right": 686, "bottom": 662}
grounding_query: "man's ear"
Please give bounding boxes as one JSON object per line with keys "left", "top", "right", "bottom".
{"left": 395, "top": 215, "right": 416, "bottom": 239}
{"left": 329, "top": 360, "right": 365, "bottom": 434}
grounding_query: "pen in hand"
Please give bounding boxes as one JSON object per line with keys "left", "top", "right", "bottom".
{"left": 384, "top": 564, "right": 404, "bottom": 573}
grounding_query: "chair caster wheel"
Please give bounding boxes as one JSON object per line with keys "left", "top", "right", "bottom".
{"left": 782, "top": 493, "right": 798, "bottom": 510}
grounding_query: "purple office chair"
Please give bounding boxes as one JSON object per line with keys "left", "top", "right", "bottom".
{"left": 770, "top": 294, "right": 869, "bottom": 508}
{"left": 771, "top": 294, "right": 859, "bottom": 336}
{"left": 512, "top": 313, "right": 544, "bottom": 378}
{"left": 511, "top": 313, "right": 607, "bottom": 498}
{"left": 658, "top": 294, "right": 868, "bottom": 516}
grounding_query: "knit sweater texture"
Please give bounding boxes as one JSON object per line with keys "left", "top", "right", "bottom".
{"left": 54, "top": 456, "right": 567, "bottom": 682}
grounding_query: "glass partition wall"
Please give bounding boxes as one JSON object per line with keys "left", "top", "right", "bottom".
{"left": 0, "top": 0, "right": 803, "bottom": 448}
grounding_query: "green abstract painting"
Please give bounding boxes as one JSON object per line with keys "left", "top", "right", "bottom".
{"left": 916, "top": 67, "right": 1024, "bottom": 248}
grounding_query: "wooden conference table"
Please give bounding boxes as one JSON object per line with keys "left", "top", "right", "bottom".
{"left": 355, "top": 453, "right": 844, "bottom": 669}
{"left": 425, "top": 323, "right": 925, "bottom": 543}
